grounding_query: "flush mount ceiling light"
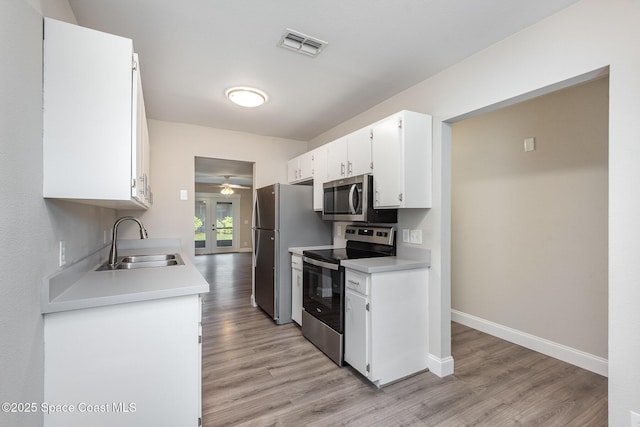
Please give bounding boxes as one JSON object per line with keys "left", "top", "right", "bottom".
{"left": 225, "top": 87, "right": 267, "bottom": 108}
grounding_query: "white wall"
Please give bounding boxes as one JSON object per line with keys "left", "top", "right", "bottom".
{"left": 119, "top": 119, "right": 307, "bottom": 258}
{"left": 309, "top": 0, "right": 640, "bottom": 423}
{"left": 451, "top": 78, "right": 608, "bottom": 359}
{"left": 0, "top": 1, "right": 116, "bottom": 426}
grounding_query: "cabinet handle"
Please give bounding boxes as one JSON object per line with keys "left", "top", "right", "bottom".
{"left": 375, "top": 191, "right": 380, "bottom": 203}
{"left": 347, "top": 279, "right": 360, "bottom": 286}
{"left": 398, "top": 193, "right": 403, "bottom": 202}
{"left": 341, "top": 163, "right": 345, "bottom": 176}
{"left": 347, "top": 161, "right": 353, "bottom": 175}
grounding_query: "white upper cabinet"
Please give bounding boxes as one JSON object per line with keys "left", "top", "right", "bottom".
{"left": 287, "top": 157, "right": 300, "bottom": 183}
{"left": 371, "top": 110, "right": 432, "bottom": 209}
{"left": 326, "top": 129, "right": 373, "bottom": 181}
{"left": 311, "top": 145, "right": 327, "bottom": 211}
{"left": 286, "top": 146, "right": 326, "bottom": 211}
{"left": 132, "top": 54, "right": 151, "bottom": 205}
{"left": 346, "top": 127, "right": 373, "bottom": 177}
{"left": 43, "top": 18, "right": 150, "bottom": 209}
{"left": 326, "top": 136, "right": 348, "bottom": 181}
{"left": 287, "top": 150, "right": 314, "bottom": 183}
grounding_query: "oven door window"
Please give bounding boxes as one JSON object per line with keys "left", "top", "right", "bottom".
{"left": 303, "top": 261, "right": 344, "bottom": 333}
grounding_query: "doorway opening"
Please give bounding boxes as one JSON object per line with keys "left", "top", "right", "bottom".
{"left": 194, "top": 157, "right": 254, "bottom": 255}
{"left": 446, "top": 69, "right": 609, "bottom": 376}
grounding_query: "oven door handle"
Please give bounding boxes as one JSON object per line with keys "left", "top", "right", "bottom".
{"left": 303, "top": 256, "right": 339, "bottom": 271}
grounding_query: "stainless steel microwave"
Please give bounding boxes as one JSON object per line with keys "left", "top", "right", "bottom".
{"left": 322, "top": 174, "right": 397, "bottom": 223}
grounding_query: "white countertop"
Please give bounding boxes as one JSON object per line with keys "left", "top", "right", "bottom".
{"left": 341, "top": 257, "right": 429, "bottom": 274}
{"left": 42, "top": 238, "right": 209, "bottom": 314}
{"left": 289, "top": 244, "right": 430, "bottom": 273}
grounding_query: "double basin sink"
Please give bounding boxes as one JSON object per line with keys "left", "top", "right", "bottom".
{"left": 96, "top": 253, "right": 184, "bottom": 271}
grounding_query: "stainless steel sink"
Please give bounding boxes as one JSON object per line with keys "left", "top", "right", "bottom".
{"left": 120, "top": 254, "right": 178, "bottom": 263}
{"left": 117, "top": 259, "right": 180, "bottom": 269}
{"left": 96, "top": 253, "right": 184, "bottom": 271}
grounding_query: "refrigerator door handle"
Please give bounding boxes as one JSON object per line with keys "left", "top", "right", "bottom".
{"left": 253, "top": 190, "right": 260, "bottom": 229}
{"left": 253, "top": 229, "right": 259, "bottom": 267}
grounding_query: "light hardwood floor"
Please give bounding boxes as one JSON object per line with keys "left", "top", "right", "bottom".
{"left": 195, "top": 253, "right": 607, "bottom": 426}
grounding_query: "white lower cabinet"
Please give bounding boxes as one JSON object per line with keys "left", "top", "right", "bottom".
{"left": 345, "top": 288, "right": 369, "bottom": 375}
{"left": 44, "top": 295, "right": 202, "bottom": 427}
{"left": 344, "top": 268, "right": 429, "bottom": 387}
{"left": 291, "top": 254, "right": 303, "bottom": 325}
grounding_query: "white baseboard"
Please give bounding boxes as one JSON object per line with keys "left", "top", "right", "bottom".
{"left": 427, "top": 354, "right": 455, "bottom": 378}
{"left": 451, "top": 310, "right": 608, "bottom": 377}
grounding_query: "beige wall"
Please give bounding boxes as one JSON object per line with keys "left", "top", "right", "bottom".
{"left": 120, "top": 119, "right": 307, "bottom": 258}
{"left": 451, "top": 77, "right": 608, "bottom": 358}
{"left": 195, "top": 185, "right": 253, "bottom": 251}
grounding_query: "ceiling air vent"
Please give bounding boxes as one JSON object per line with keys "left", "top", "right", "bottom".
{"left": 279, "top": 29, "right": 327, "bottom": 58}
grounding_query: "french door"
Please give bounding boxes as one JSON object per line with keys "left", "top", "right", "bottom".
{"left": 194, "top": 194, "right": 240, "bottom": 254}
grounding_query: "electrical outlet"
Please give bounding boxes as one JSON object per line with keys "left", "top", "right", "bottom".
{"left": 631, "top": 410, "right": 640, "bottom": 427}
{"left": 103, "top": 229, "right": 109, "bottom": 244}
{"left": 524, "top": 137, "right": 535, "bottom": 152}
{"left": 410, "top": 229, "right": 423, "bottom": 244}
{"left": 58, "top": 241, "right": 66, "bottom": 267}
{"left": 402, "top": 229, "right": 410, "bottom": 243}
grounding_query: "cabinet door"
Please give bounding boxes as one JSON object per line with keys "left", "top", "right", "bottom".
{"left": 344, "top": 290, "right": 369, "bottom": 377}
{"left": 43, "top": 18, "right": 139, "bottom": 205}
{"left": 287, "top": 157, "right": 300, "bottom": 183}
{"left": 312, "top": 145, "right": 327, "bottom": 211}
{"left": 291, "top": 255, "right": 303, "bottom": 325}
{"left": 131, "top": 55, "right": 149, "bottom": 206}
{"left": 326, "top": 136, "right": 348, "bottom": 181}
{"left": 44, "top": 295, "right": 201, "bottom": 426}
{"left": 291, "top": 267, "right": 302, "bottom": 325}
{"left": 298, "top": 151, "right": 314, "bottom": 181}
{"left": 371, "top": 116, "right": 403, "bottom": 208}
{"left": 346, "top": 127, "right": 372, "bottom": 177}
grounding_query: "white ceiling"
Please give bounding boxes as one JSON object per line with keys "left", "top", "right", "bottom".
{"left": 67, "top": 0, "right": 580, "bottom": 142}
{"left": 194, "top": 157, "right": 253, "bottom": 188}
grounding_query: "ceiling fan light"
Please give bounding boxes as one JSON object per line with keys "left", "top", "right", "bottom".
{"left": 221, "top": 185, "right": 234, "bottom": 195}
{"left": 225, "top": 87, "right": 267, "bottom": 108}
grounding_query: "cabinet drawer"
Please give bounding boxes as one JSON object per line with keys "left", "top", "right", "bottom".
{"left": 345, "top": 269, "right": 370, "bottom": 295}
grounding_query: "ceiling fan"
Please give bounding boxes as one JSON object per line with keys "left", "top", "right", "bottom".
{"left": 217, "top": 175, "right": 251, "bottom": 195}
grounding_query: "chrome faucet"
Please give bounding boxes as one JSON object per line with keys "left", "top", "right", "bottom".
{"left": 108, "top": 216, "right": 148, "bottom": 266}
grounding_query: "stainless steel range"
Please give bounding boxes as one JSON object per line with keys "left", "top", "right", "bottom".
{"left": 301, "top": 225, "right": 396, "bottom": 366}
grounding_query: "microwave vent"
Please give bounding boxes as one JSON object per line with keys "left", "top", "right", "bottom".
{"left": 279, "top": 29, "right": 327, "bottom": 57}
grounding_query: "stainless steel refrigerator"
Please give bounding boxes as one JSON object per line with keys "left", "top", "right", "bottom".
{"left": 253, "top": 183, "right": 332, "bottom": 324}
